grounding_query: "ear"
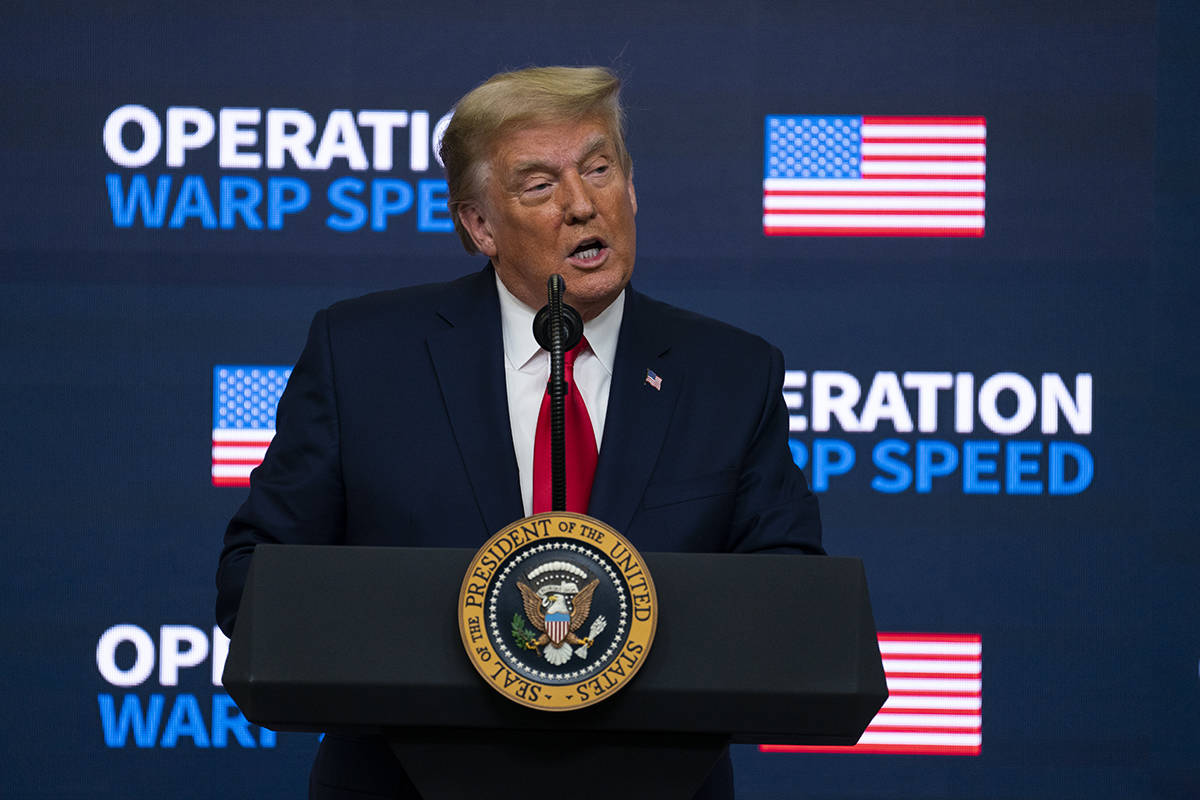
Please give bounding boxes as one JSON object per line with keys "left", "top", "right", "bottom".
{"left": 457, "top": 201, "right": 498, "bottom": 257}
{"left": 625, "top": 166, "right": 637, "bottom": 216}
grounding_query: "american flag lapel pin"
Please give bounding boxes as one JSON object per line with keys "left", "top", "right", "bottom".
{"left": 644, "top": 369, "right": 663, "bottom": 391}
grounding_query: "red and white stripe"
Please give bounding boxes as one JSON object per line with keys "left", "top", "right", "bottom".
{"left": 211, "top": 428, "right": 274, "bottom": 487}
{"left": 547, "top": 618, "right": 569, "bottom": 645}
{"left": 761, "top": 632, "right": 982, "bottom": 756}
{"left": 763, "top": 116, "right": 986, "bottom": 237}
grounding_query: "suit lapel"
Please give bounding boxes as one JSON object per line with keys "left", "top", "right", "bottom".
{"left": 589, "top": 288, "right": 681, "bottom": 533}
{"left": 426, "top": 268, "right": 524, "bottom": 536}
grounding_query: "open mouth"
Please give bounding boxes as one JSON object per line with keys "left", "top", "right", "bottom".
{"left": 569, "top": 238, "right": 606, "bottom": 261}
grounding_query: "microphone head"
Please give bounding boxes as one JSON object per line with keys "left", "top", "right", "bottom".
{"left": 533, "top": 302, "right": 584, "bottom": 352}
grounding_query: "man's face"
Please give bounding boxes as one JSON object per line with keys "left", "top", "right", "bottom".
{"left": 458, "top": 117, "right": 637, "bottom": 321}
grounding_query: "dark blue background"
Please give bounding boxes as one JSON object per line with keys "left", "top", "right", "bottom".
{"left": 2, "top": 1, "right": 1196, "bottom": 797}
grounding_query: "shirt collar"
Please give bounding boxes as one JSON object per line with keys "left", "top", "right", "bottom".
{"left": 496, "top": 273, "right": 625, "bottom": 374}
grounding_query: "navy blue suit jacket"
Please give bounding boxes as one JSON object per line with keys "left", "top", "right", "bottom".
{"left": 215, "top": 266, "right": 821, "bottom": 798}
{"left": 217, "top": 265, "right": 821, "bottom": 633}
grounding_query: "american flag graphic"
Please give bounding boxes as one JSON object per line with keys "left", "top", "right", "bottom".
{"left": 762, "top": 632, "right": 982, "bottom": 756}
{"left": 546, "top": 613, "right": 570, "bottom": 645}
{"left": 763, "top": 115, "right": 986, "bottom": 237}
{"left": 211, "top": 365, "right": 292, "bottom": 487}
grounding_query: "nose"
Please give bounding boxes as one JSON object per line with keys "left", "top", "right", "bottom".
{"left": 561, "top": 171, "right": 596, "bottom": 224}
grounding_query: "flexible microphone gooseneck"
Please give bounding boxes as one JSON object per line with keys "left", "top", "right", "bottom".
{"left": 532, "top": 274, "right": 583, "bottom": 512}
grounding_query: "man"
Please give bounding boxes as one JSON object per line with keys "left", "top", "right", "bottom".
{"left": 217, "top": 66, "right": 822, "bottom": 800}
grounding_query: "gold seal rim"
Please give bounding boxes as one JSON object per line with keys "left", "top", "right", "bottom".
{"left": 457, "top": 511, "right": 658, "bottom": 711}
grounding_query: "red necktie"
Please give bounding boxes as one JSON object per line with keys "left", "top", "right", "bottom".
{"left": 532, "top": 339, "right": 597, "bottom": 514}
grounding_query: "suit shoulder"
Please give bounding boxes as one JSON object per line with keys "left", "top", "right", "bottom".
{"left": 321, "top": 269, "right": 489, "bottom": 334}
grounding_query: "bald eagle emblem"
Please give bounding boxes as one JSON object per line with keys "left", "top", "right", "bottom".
{"left": 516, "top": 561, "right": 608, "bottom": 666}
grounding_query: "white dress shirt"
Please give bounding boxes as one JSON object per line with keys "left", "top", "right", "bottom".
{"left": 496, "top": 274, "right": 624, "bottom": 516}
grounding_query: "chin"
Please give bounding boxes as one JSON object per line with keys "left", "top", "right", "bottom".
{"left": 568, "top": 273, "right": 627, "bottom": 308}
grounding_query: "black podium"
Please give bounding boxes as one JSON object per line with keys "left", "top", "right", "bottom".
{"left": 224, "top": 545, "right": 887, "bottom": 799}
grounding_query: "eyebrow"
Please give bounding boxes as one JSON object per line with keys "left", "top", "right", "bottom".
{"left": 509, "top": 134, "right": 611, "bottom": 179}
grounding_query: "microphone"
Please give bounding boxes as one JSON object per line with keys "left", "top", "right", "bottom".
{"left": 532, "top": 275, "right": 582, "bottom": 512}
{"left": 532, "top": 277, "right": 583, "bottom": 353}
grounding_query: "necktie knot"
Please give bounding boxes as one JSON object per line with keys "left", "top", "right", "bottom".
{"left": 564, "top": 337, "right": 589, "bottom": 370}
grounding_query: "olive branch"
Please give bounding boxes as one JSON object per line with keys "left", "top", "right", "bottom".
{"left": 511, "top": 613, "right": 537, "bottom": 648}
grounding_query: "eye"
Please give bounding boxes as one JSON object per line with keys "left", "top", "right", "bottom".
{"left": 520, "top": 180, "right": 553, "bottom": 201}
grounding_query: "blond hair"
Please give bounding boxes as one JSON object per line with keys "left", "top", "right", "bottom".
{"left": 440, "top": 66, "right": 631, "bottom": 253}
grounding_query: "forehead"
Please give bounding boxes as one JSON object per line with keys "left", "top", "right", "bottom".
{"left": 487, "top": 117, "right": 615, "bottom": 174}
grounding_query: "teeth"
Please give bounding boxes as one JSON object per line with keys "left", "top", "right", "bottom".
{"left": 574, "top": 247, "right": 601, "bottom": 260}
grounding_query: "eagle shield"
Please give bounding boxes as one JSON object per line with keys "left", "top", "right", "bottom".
{"left": 546, "top": 611, "right": 570, "bottom": 646}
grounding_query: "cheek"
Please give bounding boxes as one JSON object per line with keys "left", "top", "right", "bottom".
{"left": 509, "top": 214, "right": 557, "bottom": 242}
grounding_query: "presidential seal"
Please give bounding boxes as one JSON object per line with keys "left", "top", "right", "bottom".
{"left": 458, "top": 512, "right": 657, "bottom": 711}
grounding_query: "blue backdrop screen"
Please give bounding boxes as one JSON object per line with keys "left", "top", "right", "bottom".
{"left": 2, "top": 2, "right": 1197, "bottom": 798}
